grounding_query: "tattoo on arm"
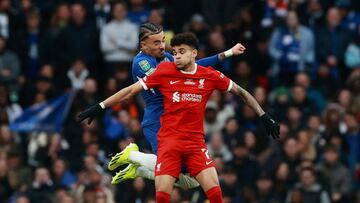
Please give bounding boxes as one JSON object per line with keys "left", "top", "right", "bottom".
{"left": 230, "top": 83, "right": 265, "bottom": 116}
{"left": 218, "top": 52, "right": 225, "bottom": 61}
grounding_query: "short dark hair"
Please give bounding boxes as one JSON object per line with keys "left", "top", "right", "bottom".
{"left": 139, "top": 22, "right": 163, "bottom": 41}
{"left": 170, "top": 32, "right": 199, "bottom": 50}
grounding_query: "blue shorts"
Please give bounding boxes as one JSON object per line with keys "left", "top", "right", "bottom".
{"left": 142, "top": 122, "right": 160, "bottom": 154}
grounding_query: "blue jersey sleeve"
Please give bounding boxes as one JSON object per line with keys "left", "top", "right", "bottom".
{"left": 196, "top": 54, "right": 220, "bottom": 68}
{"left": 132, "top": 57, "right": 157, "bottom": 82}
{"left": 164, "top": 52, "right": 174, "bottom": 62}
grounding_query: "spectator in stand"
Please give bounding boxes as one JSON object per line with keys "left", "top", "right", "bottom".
{"left": 100, "top": 1, "right": 138, "bottom": 77}
{"left": 14, "top": 9, "right": 46, "bottom": 80}
{"left": 0, "top": 0, "right": 18, "bottom": 45}
{"left": 294, "top": 72, "right": 326, "bottom": 114}
{"left": 0, "top": 84, "right": 22, "bottom": 122}
{"left": 290, "top": 85, "right": 316, "bottom": 119}
{"left": 301, "top": 0, "right": 326, "bottom": 29}
{"left": 127, "top": 0, "right": 150, "bottom": 25}
{"left": 344, "top": 33, "right": 360, "bottom": 69}
{"left": 0, "top": 36, "right": 21, "bottom": 100}
{"left": 57, "top": 2, "right": 100, "bottom": 71}
{"left": 230, "top": 142, "right": 260, "bottom": 189}
{"left": 93, "top": 0, "right": 112, "bottom": 30}
{"left": 315, "top": 7, "right": 351, "bottom": 80}
{"left": 286, "top": 167, "right": 330, "bottom": 203}
{"left": 318, "top": 145, "right": 351, "bottom": 203}
{"left": 44, "top": 2, "right": 71, "bottom": 66}
{"left": 207, "top": 132, "right": 233, "bottom": 162}
{"left": 269, "top": 11, "right": 315, "bottom": 86}
{"left": 51, "top": 158, "right": 77, "bottom": 188}
{"left": 342, "top": 113, "right": 360, "bottom": 178}
{"left": 28, "top": 167, "right": 55, "bottom": 203}
{"left": 67, "top": 59, "right": 90, "bottom": 90}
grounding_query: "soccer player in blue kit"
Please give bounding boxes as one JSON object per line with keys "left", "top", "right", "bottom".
{"left": 78, "top": 23, "right": 247, "bottom": 188}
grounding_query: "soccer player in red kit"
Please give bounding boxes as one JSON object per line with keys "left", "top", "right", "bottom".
{"left": 78, "top": 33, "right": 280, "bottom": 203}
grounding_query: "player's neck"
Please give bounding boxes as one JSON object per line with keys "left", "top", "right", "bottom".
{"left": 182, "top": 63, "right": 196, "bottom": 73}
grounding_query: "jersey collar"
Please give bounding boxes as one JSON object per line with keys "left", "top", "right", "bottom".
{"left": 180, "top": 63, "right": 197, "bottom": 75}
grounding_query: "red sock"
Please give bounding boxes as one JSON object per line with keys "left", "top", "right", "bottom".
{"left": 205, "top": 186, "right": 223, "bottom": 203}
{"left": 156, "top": 191, "right": 170, "bottom": 203}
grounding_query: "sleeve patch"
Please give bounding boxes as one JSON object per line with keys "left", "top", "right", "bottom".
{"left": 139, "top": 60, "right": 151, "bottom": 71}
{"left": 145, "top": 68, "right": 156, "bottom": 76}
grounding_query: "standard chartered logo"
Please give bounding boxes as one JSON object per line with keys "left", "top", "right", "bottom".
{"left": 172, "top": 91, "right": 180, "bottom": 102}
{"left": 172, "top": 92, "right": 202, "bottom": 103}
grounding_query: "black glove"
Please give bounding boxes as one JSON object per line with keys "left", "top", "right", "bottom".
{"left": 260, "top": 113, "right": 280, "bottom": 139}
{"left": 77, "top": 103, "right": 104, "bottom": 124}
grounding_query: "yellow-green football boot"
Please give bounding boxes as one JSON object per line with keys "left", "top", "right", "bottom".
{"left": 111, "top": 163, "right": 140, "bottom": 184}
{"left": 108, "top": 143, "right": 139, "bottom": 171}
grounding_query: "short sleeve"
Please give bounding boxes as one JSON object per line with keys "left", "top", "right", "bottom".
{"left": 132, "top": 57, "right": 157, "bottom": 82}
{"left": 139, "top": 63, "right": 164, "bottom": 90}
{"left": 212, "top": 69, "right": 233, "bottom": 92}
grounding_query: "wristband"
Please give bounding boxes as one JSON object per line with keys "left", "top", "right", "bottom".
{"left": 224, "top": 49, "right": 233, "bottom": 57}
{"left": 99, "top": 102, "right": 105, "bottom": 109}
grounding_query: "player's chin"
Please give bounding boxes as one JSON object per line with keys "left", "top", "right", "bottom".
{"left": 176, "top": 64, "right": 184, "bottom": 70}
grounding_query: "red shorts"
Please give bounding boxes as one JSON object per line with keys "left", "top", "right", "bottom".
{"left": 155, "top": 139, "right": 215, "bottom": 179}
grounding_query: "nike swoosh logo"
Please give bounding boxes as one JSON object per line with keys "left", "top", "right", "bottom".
{"left": 206, "top": 161, "right": 213, "bottom": 165}
{"left": 170, "top": 80, "right": 180, "bottom": 85}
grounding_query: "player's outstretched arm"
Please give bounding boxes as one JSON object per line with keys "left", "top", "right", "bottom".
{"left": 217, "top": 43, "right": 246, "bottom": 61}
{"left": 77, "top": 81, "right": 144, "bottom": 124}
{"left": 196, "top": 43, "right": 246, "bottom": 67}
{"left": 230, "top": 83, "right": 280, "bottom": 139}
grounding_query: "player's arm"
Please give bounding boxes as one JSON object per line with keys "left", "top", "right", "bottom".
{"left": 230, "top": 82, "right": 280, "bottom": 139}
{"left": 196, "top": 43, "right": 246, "bottom": 67}
{"left": 77, "top": 82, "right": 144, "bottom": 124}
{"left": 132, "top": 58, "right": 156, "bottom": 82}
{"left": 230, "top": 82, "right": 265, "bottom": 116}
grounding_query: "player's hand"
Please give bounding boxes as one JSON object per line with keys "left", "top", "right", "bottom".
{"left": 260, "top": 113, "right": 280, "bottom": 139}
{"left": 231, "top": 43, "right": 246, "bottom": 55}
{"left": 77, "top": 103, "right": 104, "bottom": 124}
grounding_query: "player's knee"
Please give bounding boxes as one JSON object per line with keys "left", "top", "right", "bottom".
{"left": 195, "top": 167, "right": 220, "bottom": 191}
{"left": 155, "top": 175, "right": 175, "bottom": 194}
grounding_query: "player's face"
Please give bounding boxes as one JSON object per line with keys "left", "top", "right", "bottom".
{"left": 141, "top": 31, "right": 165, "bottom": 58}
{"left": 172, "top": 44, "right": 197, "bottom": 70}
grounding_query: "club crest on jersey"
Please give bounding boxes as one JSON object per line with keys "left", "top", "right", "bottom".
{"left": 156, "top": 163, "right": 161, "bottom": 172}
{"left": 139, "top": 60, "right": 151, "bottom": 71}
{"left": 198, "top": 79, "right": 205, "bottom": 88}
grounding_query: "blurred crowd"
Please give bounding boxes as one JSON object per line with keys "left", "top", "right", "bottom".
{"left": 0, "top": 0, "right": 359, "bottom": 203}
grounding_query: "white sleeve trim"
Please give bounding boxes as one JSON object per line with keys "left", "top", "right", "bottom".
{"left": 139, "top": 78, "right": 148, "bottom": 90}
{"left": 227, "top": 80, "right": 233, "bottom": 92}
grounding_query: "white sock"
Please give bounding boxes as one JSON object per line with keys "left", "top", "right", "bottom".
{"left": 136, "top": 166, "right": 154, "bottom": 180}
{"left": 129, "top": 151, "right": 157, "bottom": 171}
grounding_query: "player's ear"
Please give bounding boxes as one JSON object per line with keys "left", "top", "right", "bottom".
{"left": 140, "top": 41, "right": 146, "bottom": 51}
{"left": 192, "top": 49, "right": 198, "bottom": 58}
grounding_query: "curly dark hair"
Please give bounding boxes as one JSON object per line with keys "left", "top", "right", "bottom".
{"left": 170, "top": 32, "right": 199, "bottom": 50}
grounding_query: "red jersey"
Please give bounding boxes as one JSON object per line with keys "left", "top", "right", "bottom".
{"left": 139, "top": 62, "right": 233, "bottom": 142}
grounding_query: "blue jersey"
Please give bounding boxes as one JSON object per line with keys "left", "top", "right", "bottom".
{"left": 132, "top": 51, "right": 220, "bottom": 152}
